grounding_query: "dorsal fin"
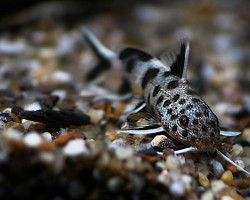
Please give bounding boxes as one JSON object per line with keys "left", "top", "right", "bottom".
{"left": 160, "top": 39, "right": 190, "bottom": 81}
{"left": 119, "top": 47, "right": 153, "bottom": 62}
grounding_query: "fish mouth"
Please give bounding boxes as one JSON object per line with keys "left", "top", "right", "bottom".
{"left": 192, "top": 136, "right": 220, "bottom": 152}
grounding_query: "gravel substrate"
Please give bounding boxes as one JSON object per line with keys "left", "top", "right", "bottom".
{"left": 0, "top": 1, "right": 250, "bottom": 199}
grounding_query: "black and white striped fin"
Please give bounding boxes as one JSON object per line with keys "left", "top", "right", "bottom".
{"left": 82, "top": 28, "right": 116, "bottom": 60}
{"left": 82, "top": 28, "right": 116, "bottom": 80}
{"left": 220, "top": 130, "right": 242, "bottom": 137}
{"left": 160, "top": 39, "right": 189, "bottom": 81}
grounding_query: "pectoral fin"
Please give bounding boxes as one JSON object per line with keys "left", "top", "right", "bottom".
{"left": 220, "top": 130, "right": 242, "bottom": 137}
{"left": 118, "top": 110, "right": 163, "bottom": 135}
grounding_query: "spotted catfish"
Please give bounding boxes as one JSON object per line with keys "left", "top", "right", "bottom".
{"left": 83, "top": 28, "right": 249, "bottom": 176}
{"left": 119, "top": 40, "right": 222, "bottom": 152}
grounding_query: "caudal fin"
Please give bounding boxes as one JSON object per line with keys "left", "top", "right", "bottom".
{"left": 82, "top": 28, "right": 116, "bottom": 80}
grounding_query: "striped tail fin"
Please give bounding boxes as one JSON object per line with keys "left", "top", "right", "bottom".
{"left": 82, "top": 28, "right": 116, "bottom": 81}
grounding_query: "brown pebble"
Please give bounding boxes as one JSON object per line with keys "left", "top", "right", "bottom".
{"left": 221, "top": 170, "right": 233, "bottom": 185}
{"left": 218, "top": 187, "right": 244, "bottom": 200}
{"left": 37, "top": 142, "right": 56, "bottom": 151}
{"left": 226, "top": 163, "right": 238, "bottom": 174}
{"left": 53, "top": 134, "right": 73, "bottom": 145}
{"left": 197, "top": 172, "right": 210, "bottom": 188}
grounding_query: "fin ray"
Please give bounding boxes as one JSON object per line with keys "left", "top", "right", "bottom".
{"left": 160, "top": 39, "right": 190, "bottom": 81}
{"left": 118, "top": 126, "right": 164, "bottom": 135}
{"left": 220, "top": 131, "right": 242, "bottom": 137}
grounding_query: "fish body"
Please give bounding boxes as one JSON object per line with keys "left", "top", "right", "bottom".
{"left": 84, "top": 29, "right": 221, "bottom": 151}
{"left": 119, "top": 42, "right": 221, "bottom": 152}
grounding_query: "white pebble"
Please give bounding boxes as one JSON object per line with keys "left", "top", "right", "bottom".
{"left": 115, "top": 146, "right": 133, "bottom": 160}
{"left": 24, "top": 132, "right": 42, "bottom": 148}
{"left": 201, "top": 190, "right": 214, "bottom": 200}
{"left": 39, "top": 47, "right": 56, "bottom": 59}
{"left": 63, "top": 139, "right": 90, "bottom": 156}
{"left": 232, "top": 144, "right": 243, "bottom": 156}
{"left": 87, "top": 109, "right": 104, "bottom": 123}
{"left": 24, "top": 102, "right": 42, "bottom": 111}
{"left": 169, "top": 180, "right": 186, "bottom": 197}
{"left": 221, "top": 196, "right": 234, "bottom": 200}
{"left": 51, "top": 71, "right": 72, "bottom": 82}
{"left": 165, "top": 155, "right": 181, "bottom": 170}
{"left": 234, "top": 159, "right": 245, "bottom": 168}
{"left": 41, "top": 132, "right": 52, "bottom": 141}
{"left": 22, "top": 120, "right": 38, "bottom": 130}
{"left": 0, "top": 39, "right": 27, "bottom": 55}
{"left": 39, "top": 152, "right": 55, "bottom": 163}
{"left": 211, "top": 180, "right": 228, "bottom": 194}
{"left": 181, "top": 174, "right": 192, "bottom": 188}
{"left": 3, "top": 128, "right": 23, "bottom": 140}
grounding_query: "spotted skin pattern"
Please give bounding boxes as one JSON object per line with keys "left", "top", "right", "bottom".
{"left": 145, "top": 69, "right": 220, "bottom": 151}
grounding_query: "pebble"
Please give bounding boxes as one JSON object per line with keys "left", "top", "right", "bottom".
{"left": 3, "top": 128, "right": 23, "bottom": 140}
{"left": 50, "top": 71, "right": 73, "bottom": 82}
{"left": 22, "top": 120, "right": 39, "bottom": 130}
{"left": 201, "top": 190, "right": 214, "bottom": 200}
{"left": 221, "top": 170, "right": 234, "bottom": 185}
{"left": 181, "top": 174, "right": 192, "bottom": 192}
{"left": 221, "top": 196, "right": 234, "bottom": 200}
{"left": 38, "top": 47, "right": 56, "bottom": 59}
{"left": 211, "top": 180, "right": 228, "bottom": 194}
{"left": 157, "top": 171, "right": 170, "bottom": 187}
{"left": 231, "top": 144, "right": 243, "bottom": 156}
{"left": 87, "top": 108, "right": 105, "bottom": 123}
{"left": 196, "top": 162, "right": 210, "bottom": 176}
{"left": 62, "top": 139, "right": 91, "bottom": 156}
{"left": 169, "top": 180, "right": 186, "bottom": 198}
{"left": 41, "top": 132, "right": 52, "bottom": 142}
{"left": 0, "top": 38, "right": 28, "bottom": 55}
{"left": 23, "top": 132, "right": 42, "bottom": 148}
{"left": 0, "top": 112, "right": 12, "bottom": 122}
{"left": 165, "top": 155, "right": 181, "bottom": 170}
{"left": 39, "top": 152, "right": 55, "bottom": 164}
{"left": 114, "top": 146, "right": 133, "bottom": 160}
{"left": 107, "top": 176, "right": 124, "bottom": 193}
{"left": 24, "top": 102, "right": 42, "bottom": 111}
{"left": 197, "top": 172, "right": 210, "bottom": 188}
{"left": 210, "top": 159, "right": 225, "bottom": 178}
{"left": 129, "top": 174, "right": 145, "bottom": 192}
{"left": 0, "top": 121, "right": 5, "bottom": 129}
